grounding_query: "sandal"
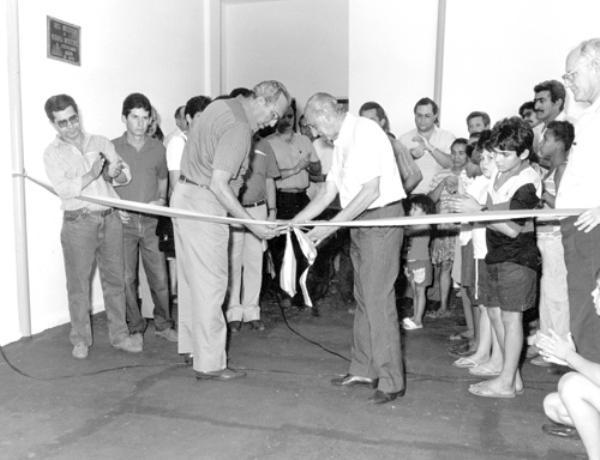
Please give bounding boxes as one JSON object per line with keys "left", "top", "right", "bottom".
{"left": 452, "top": 357, "right": 479, "bottom": 368}
{"left": 541, "top": 423, "right": 580, "bottom": 439}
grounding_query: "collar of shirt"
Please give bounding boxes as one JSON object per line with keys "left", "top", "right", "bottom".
{"left": 51, "top": 130, "right": 92, "bottom": 152}
{"left": 333, "top": 113, "right": 356, "bottom": 149}
{"left": 113, "top": 132, "right": 152, "bottom": 152}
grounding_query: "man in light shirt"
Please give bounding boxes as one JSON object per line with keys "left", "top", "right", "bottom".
{"left": 291, "top": 93, "right": 406, "bottom": 404}
{"left": 398, "top": 97, "right": 455, "bottom": 194}
{"left": 556, "top": 38, "right": 600, "bottom": 361}
{"left": 43, "top": 94, "right": 141, "bottom": 359}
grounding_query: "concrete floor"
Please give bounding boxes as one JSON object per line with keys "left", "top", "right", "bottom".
{"left": 0, "top": 296, "right": 585, "bottom": 460}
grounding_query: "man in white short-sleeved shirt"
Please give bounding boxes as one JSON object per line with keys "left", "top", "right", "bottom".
{"left": 291, "top": 93, "right": 406, "bottom": 404}
{"left": 398, "top": 97, "right": 455, "bottom": 194}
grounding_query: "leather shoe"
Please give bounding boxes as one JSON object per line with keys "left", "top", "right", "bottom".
{"left": 369, "top": 389, "right": 405, "bottom": 404}
{"left": 331, "top": 374, "right": 376, "bottom": 388}
{"left": 195, "top": 368, "right": 246, "bottom": 381}
{"left": 542, "top": 422, "right": 580, "bottom": 439}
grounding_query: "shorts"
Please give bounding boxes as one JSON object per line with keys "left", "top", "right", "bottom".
{"left": 484, "top": 261, "right": 537, "bottom": 312}
{"left": 405, "top": 259, "right": 433, "bottom": 287}
{"left": 466, "top": 259, "right": 489, "bottom": 306}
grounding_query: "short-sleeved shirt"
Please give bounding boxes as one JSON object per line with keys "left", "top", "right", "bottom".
{"left": 398, "top": 127, "right": 455, "bottom": 194}
{"left": 43, "top": 132, "right": 128, "bottom": 211}
{"left": 485, "top": 164, "right": 541, "bottom": 270}
{"left": 328, "top": 114, "right": 405, "bottom": 209}
{"left": 407, "top": 234, "right": 430, "bottom": 261}
{"left": 240, "top": 140, "right": 280, "bottom": 205}
{"left": 166, "top": 130, "right": 187, "bottom": 171}
{"left": 180, "top": 97, "right": 253, "bottom": 194}
{"left": 265, "top": 133, "right": 318, "bottom": 190}
{"left": 112, "top": 133, "right": 168, "bottom": 203}
{"left": 556, "top": 98, "right": 600, "bottom": 209}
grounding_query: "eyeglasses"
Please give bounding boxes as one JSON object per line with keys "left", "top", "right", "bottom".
{"left": 562, "top": 60, "right": 589, "bottom": 83}
{"left": 271, "top": 109, "right": 283, "bottom": 122}
{"left": 55, "top": 114, "right": 79, "bottom": 129}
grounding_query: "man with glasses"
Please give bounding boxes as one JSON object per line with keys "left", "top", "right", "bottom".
{"left": 262, "top": 103, "right": 321, "bottom": 311}
{"left": 171, "top": 81, "right": 289, "bottom": 381}
{"left": 556, "top": 38, "right": 600, "bottom": 362}
{"left": 43, "top": 94, "right": 141, "bottom": 359}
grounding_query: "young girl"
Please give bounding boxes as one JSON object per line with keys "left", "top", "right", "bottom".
{"left": 403, "top": 194, "right": 436, "bottom": 330}
{"left": 428, "top": 138, "right": 472, "bottom": 318}
{"left": 532, "top": 120, "right": 574, "bottom": 367}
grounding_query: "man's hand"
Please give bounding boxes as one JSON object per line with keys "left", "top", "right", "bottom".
{"left": 447, "top": 194, "right": 482, "bottom": 213}
{"left": 536, "top": 329, "right": 576, "bottom": 366}
{"left": 575, "top": 207, "right": 600, "bottom": 233}
{"left": 117, "top": 210, "right": 131, "bottom": 224}
{"left": 306, "top": 225, "right": 336, "bottom": 246}
{"left": 247, "top": 223, "right": 278, "bottom": 240}
{"left": 412, "top": 134, "right": 434, "bottom": 153}
{"left": 296, "top": 156, "right": 311, "bottom": 172}
{"left": 410, "top": 145, "right": 426, "bottom": 159}
{"left": 107, "top": 160, "right": 124, "bottom": 178}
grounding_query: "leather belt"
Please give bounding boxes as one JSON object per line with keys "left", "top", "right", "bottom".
{"left": 64, "top": 208, "right": 114, "bottom": 218}
{"left": 243, "top": 200, "right": 266, "bottom": 208}
{"left": 179, "top": 175, "right": 209, "bottom": 188}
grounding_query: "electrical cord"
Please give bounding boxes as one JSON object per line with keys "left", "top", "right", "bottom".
{"left": 0, "top": 299, "right": 562, "bottom": 389}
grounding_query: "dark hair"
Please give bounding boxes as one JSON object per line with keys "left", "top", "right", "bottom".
{"left": 466, "top": 111, "right": 490, "bottom": 127}
{"left": 474, "top": 129, "right": 493, "bottom": 153}
{"left": 184, "top": 95, "right": 212, "bottom": 119}
{"left": 229, "top": 87, "right": 252, "bottom": 98}
{"left": 174, "top": 105, "right": 186, "bottom": 119}
{"left": 490, "top": 117, "right": 533, "bottom": 155}
{"left": 545, "top": 120, "right": 575, "bottom": 151}
{"left": 359, "top": 101, "right": 390, "bottom": 133}
{"left": 413, "top": 97, "right": 439, "bottom": 116}
{"left": 122, "top": 93, "right": 151, "bottom": 117}
{"left": 408, "top": 194, "right": 435, "bottom": 215}
{"left": 44, "top": 94, "right": 78, "bottom": 122}
{"left": 518, "top": 101, "right": 535, "bottom": 118}
{"left": 534, "top": 80, "right": 566, "bottom": 111}
{"left": 451, "top": 137, "right": 469, "bottom": 152}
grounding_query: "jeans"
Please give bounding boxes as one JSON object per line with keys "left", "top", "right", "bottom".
{"left": 122, "top": 213, "right": 173, "bottom": 333}
{"left": 60, "top": 209, "right": 129, "bottom": 346}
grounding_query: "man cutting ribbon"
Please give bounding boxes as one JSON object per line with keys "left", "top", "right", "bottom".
{"left": 289, "top": 93, "right": 407, "bottom": 404}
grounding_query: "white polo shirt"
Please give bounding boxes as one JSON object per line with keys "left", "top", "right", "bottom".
{"left": 327, "top": 114, "right": 405, "bottom": 209}
{"left": 398, "top": 126, "right": 455, "bottom": 194}
{"left": 556, "top": 98, "right": 600, "bottom": 209}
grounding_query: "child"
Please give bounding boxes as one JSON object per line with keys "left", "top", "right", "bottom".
{"left": 531, "top": 120, "right": 574, "bottom": 366}
{"left": 539, "top": 268, "right": 600, "bottom": 460}
{"left": 403, "top": 194, "right": 436, "bottom": 330}
{"left": 428, "top": 138, "right": 472, "bottom": 319}
{"left": 468, "top": 117, "right": 542, "bottom": 399}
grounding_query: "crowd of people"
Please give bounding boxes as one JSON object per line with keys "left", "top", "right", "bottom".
{"left": 42, "top": 37, "right": 600, "bottom": 459}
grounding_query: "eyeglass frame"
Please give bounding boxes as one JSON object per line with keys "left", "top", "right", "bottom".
{"left": 54, "top": 114, "right": 80, "bottom": 129}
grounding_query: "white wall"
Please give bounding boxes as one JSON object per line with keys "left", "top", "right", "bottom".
{"left": 221, "top": 0, "right": 348, "bottom": 108}
{"left": 441, "top": 0, "right": 600, "bottom": 138}
{"left": 349, "top": 0, "right": 439, "bottom": 137}
{"left": 2, "top": 0, "right": 206, "bottom": 344}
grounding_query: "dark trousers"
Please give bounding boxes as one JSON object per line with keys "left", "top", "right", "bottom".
{"left": 348, "top": 202, "right": 405, "bottom": 393}
{"left": 122, "top": 213, "right": 173, "bottom": 333}
{"left": 561, "top": 217, "right": 600, "bottom": 361}
{"left": 270, "top": 190, "right": 311, "bottom": 303}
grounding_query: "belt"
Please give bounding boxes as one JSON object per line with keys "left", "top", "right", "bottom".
{"left": 277, "top": 188, "right": 307, "bottom": 194}
{"left": 179, "top": 175, "right": 208, "bottom": 188}
{"left": 243, "top": 199, "right": 266, "bottom": 208}
{"left": 64, "top": 208, "right": 114, "bottom": 218}
{"left": 365, "top": 199, "right": 402, "bottom": 214}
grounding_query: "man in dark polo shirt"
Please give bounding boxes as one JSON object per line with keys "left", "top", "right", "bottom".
{"left": 113, "top": 93, "right": 177, "bottom": 348}
{"left": 171, "top": 80, "right": 290, "bottom": 381}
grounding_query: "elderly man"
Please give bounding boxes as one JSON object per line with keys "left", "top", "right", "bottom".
{"left": 398, "top": 97, "right": 455, "bottom": 194}
{"left": 171, "top": 80, "right": 290, "bottom": 381}
{"left": 291, "top": 93, "right": 406, "bottom": 404}
{"left": 43, "top": 94, "right": 141, "bottom": 359}
{"left": 556, "top": 38, "right": 600, "bottom": 362}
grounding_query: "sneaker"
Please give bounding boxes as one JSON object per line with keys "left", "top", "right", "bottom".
{"left": 131, "top": 332, "right": 144, "bottom": 347}
{"left": 113, "top": 335, "right": 143, "bottom": 353}
{"left": 72, "top": 343, "right": 89, "bottom": 359}
{"left": 155, "top": 328, "right": 178, "bottom": 342}
{"left": 403, "top": 317, "right": 423, "bottom": 330}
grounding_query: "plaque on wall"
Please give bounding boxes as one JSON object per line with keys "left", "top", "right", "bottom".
{"left": 47, "top": 16, "right": 81, "bottom": 66}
